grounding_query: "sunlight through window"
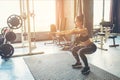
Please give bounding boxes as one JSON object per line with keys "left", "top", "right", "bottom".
{"left": 93, "top": 0, "right": 111, "bottom": 27}
{"left": 0, "top": 0, "right": 56, "bottom": 32}
{"left": 0, "top": 1, "right": 20, "bottom": 31}
{"left": 33, "top": 0, "right": 56, "bottom": 32}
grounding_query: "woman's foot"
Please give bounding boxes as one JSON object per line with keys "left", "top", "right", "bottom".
{"left": 72, "top": 62, "right": 82, "bottom": 68}
{"left": 81, "top": 67, "right": 90, "bottom": 75}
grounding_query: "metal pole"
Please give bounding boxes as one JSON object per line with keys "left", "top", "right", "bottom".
{"left": 20, "top": 0, "right": 25, "bottom": 47}
{"left": 19, "top": 0, "right": 22, "bottom": 15}
{"left": 102, "top": 0, "right": 105, "bottom": 21}
{"left": 32, "top": 0, "right": 36, "bottom": 47}
{"left": 22, "top": 0, "right": 25, "bottom": 47}
{"left": 26, "top": 0, "right": 32, "bottom": 54}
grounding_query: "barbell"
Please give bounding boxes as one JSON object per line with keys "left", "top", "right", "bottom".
{"left": 0, "top": 14, "right": 22, "bottom": 60}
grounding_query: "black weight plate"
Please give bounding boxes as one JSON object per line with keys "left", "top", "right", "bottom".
{"left": 0, "top": 44, "right": 14, "bottom": 58}
{"left": 5, "top": 31, "right": 16, "bottom": 42}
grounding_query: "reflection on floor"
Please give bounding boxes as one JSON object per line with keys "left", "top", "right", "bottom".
{"left": 0, "top": 36, "right": 120, "bottom": 80}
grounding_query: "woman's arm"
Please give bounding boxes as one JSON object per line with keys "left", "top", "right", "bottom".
{"left": 55, "top": 28, "right": 87, "bottom": 36}
{"left": 55, "top": 29, "right": 74, "bottom": 36}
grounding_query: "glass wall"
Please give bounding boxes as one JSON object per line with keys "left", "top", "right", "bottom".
{"left": 93, "top": 0, "right": 111, "bottom": 27}
{"left": 0, "top": 1, "right": 20, "bottom": 31}
{"left": 31, "top": 0, "right": 56, "bottom": 32}
{"left": 0, "top": 0, "right": 56, "bottom": 33}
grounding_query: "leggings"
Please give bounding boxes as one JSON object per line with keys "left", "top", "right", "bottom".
{"left": 71, "top": 43, "right": 97, "bottom": 67}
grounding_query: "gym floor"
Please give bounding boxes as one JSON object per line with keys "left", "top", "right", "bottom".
{"left": 0, "top": 36, "right": 120, "bottom": 80}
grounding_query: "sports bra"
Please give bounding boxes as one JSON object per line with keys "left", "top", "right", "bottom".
{"left": 75, "top": 35, "right": 89, "bottom": 44}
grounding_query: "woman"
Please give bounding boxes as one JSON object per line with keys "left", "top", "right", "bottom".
{"left": 56, "top": 15, "right": 97, "bottom": 75}
{"left": 71, "top": 15, "right": 97, "bottom": 75}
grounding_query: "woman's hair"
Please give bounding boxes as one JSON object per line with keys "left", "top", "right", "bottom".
{"left": 75, "top": 14, "right": 84, "bottom": 25}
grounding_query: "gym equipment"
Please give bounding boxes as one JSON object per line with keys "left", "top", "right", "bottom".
{"left": 19, "top": 0, "right": 37, "bottom": 54}
{"left": 0, "top": 38, "right": 4, "bottom": 45}
{"left": 97, "top": 22, "right": 112, "bottom": 51}
{"left": 5, "top": 31, "right": 16, "bottom": 42}
{"left": 109, "top": 35, "right": 119, "bottom": 47}
{"left": 44, "top": 24, "right": 69, "bottom": 46}
{"left": 7, "top": 14, "right": 22, "bottom": 29}
{"left": 1, "top": 27, "right": 16, "bottom": 42}
{"left": 0, "top": 27, "right": 15, "bottom": 60}
{"left": 1, "top": 27, "right": 10, "bottom": 35}
{"left": 96, "top": 0, "right": 108, "bottom": 51}
{"left": 0, "top": 14, "right": 22, "bottom": 60}
{"left": 0, "top": 44, "right": 14, "bottom": 60}
{"left": 108, "top": 24, "right": 119, "bottom": 47}
{"left": 100, "top": 22, "right": 119, "bottom": 47}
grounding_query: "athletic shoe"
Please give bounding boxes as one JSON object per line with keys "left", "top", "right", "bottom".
{"left": 72, "top": 62, "right": 82, "bottom": 68}
{"left": 81, "top": 67, "right": 90, "bottom": 75}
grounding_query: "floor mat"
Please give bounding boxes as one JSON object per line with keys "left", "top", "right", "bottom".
{"left": 24, "top": 53, "right": 120, "bottom": 80}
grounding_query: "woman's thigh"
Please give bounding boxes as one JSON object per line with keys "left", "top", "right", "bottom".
{"left": 78, "top": 44, "right": 97, "bottom": 54}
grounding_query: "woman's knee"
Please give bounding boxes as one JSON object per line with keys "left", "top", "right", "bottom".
{"left": 79, "top": 51, "right": 85, "bottom": 57}
{"left": 71, "top": 50, "right": 77, "bottom": 56}
{"left": 78, "top": 49, "right": 86, "bottom": 57}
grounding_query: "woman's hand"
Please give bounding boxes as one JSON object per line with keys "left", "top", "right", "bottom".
{"left": 72, "top": 28, "right": 80, "bottom": 34}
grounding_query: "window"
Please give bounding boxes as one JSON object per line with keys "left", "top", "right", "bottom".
{"left": 32, "top": 0, "right": 56, "bottom": 32}
{"left": 93, "top": 0, "right": 111, "bottom": 27}
{"left": 0, "top": 1, "right": 20, "bottom": 31}
{"left": 0, "top": 0, "right": 56, "bottom": 32}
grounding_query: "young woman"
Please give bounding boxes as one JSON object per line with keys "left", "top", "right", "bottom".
{"left": 56, "top": 15, "right": 97, "bottom": 75}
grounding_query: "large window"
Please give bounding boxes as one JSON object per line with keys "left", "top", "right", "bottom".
{"left": 93, "top": 0, "right": 111, "bottom": 26}
{"left": 0, "top": 1, "right": 20, "bottom": 31}
{"left": 33, "top": 0, "right": 56, "bottom": 32}
{"left": 0, "top": 0, "right": 56, "bottom": 32}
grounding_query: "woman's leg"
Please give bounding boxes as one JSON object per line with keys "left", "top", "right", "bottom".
{"left": 78, "top": 43, "right": 97, "bottom": 74}
{"left": 71, "top": 46, "right": 83, "bottom": 68}
{"left": 71, "top": 46, "right": 83, "bottom": 63}
{"left": 80, "top": 51, "right": 88, "bottom": 67}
